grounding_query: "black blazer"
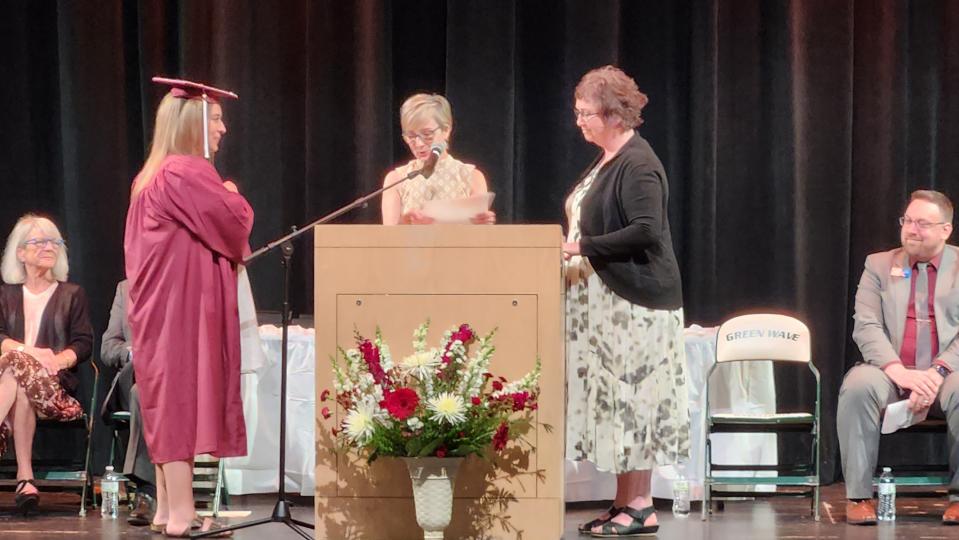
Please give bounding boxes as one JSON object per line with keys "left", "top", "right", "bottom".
{"left": 576, "top": 133, "right": 683, "bottom": 310}
{"left": 0, "top": 282, "right": 94, "bottom": 397}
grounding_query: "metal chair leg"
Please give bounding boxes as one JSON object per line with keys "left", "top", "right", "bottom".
{"left": 212, "top": 459, "right": 225, "bottom": 517}
{"left": 79, "top": 413, "right": 95, "bottom": 517}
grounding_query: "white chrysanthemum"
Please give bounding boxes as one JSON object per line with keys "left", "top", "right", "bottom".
{"left": 427, "top": 392, "right": 467, "bottom": 425}
{"left": 402, "top": 350, "right": 440, "bottom": 377}
{"left": 344, "top": 405, "right": 376, "bottom": 443}
{"left": 407, "top": 417, "right": 424, "bottom": 430}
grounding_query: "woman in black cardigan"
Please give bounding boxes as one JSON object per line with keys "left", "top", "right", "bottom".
{"left": 562, "top": 66, "right": 689, "bottom": 537}
{"left": 0, "top": 214, "right": 93, "bottom": 515}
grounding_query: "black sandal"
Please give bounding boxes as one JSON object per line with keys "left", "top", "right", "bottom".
{"left": 15, "top": 479, "right": 40, "bottom": 516}
{"left": 579, "top": 506, "right": 623, "bottom": 534}
{"left": 590, "top": 505, "right": 658, "bottom": 537}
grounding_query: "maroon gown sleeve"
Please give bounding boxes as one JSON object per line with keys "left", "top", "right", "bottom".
{"left": 159, "top": 156, "right": 254, "bottom": 263}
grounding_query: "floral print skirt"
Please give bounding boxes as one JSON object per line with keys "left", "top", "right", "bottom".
{"left": 0, "top": 351, "right": 83, "bottom": 455}
{"left": 565, "top": 258, "right": 690, "bottom": 474}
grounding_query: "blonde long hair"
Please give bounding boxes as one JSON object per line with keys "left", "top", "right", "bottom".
{"left": 132, "top": 93, "right": 205, "bottom": 197}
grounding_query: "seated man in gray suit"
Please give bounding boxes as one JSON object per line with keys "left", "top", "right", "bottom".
{"left": 840, "top": 189, "right": 959, "bottom": 525}
{"left": 101, "top": 279, "right": 156, "bottom": 526}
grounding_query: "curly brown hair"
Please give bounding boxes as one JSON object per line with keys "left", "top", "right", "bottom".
{"left": 575, "top": 65, "right": 648, "bottom": 129}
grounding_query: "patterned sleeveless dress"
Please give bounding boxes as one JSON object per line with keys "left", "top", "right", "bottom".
{"left": 392, "top": 154, "right": 476, "bottom": 214}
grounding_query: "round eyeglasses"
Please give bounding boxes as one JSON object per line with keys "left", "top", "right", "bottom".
{"left": 899, "top": 216, "right": 948, "bottom": 230}
{"left": 22, "top": 238, "right": 65, "bottom": 248}
{"left": 402, "top": 126, "right": 442, "bottom": 144}
{"left": 573, "top": 109, "right": 601, "bottom": 121}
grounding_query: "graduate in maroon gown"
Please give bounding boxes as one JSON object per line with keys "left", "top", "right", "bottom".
{"left": 124, "top": 77, "right": 252, "bottom": 537}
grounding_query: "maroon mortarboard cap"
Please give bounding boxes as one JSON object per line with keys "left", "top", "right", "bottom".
{"left": 152, "top": 76, "right": 239, "bottom": 102}
{"left": 152, "top": 76, "right": 238, "bottom": 159}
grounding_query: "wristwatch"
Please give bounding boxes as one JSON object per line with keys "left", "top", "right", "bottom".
{"left": 934, "top": 364, "right": 951, "bottom": 378}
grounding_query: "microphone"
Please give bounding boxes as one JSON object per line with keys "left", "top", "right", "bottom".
{"left": 421, "top": 141, "right": 446, "bottom": 178}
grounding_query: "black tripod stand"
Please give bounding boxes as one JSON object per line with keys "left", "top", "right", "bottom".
{"left": 191, "top": 165, "right": 431, "bottom": 539}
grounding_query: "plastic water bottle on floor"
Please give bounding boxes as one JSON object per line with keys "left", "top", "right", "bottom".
{"left": 877, "top": 467, "right": 896, "bottom": 522}
{"left": 672, "top": 466, "right": 691, "bottom": 517}
{"left": 100, "top": 466, "right": 121, "bottom": 519}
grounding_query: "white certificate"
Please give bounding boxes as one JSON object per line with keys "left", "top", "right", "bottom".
{"left": 420, "top": 192, "right": 495, "bottom": 223}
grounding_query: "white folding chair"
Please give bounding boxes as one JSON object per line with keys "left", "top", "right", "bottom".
{"left": 702, "top": 313, "right": 821, "bottom": 521}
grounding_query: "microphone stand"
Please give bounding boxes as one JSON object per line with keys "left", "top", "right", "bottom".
{"left": 191, "top": 165, "right": 431, "bottom": 539}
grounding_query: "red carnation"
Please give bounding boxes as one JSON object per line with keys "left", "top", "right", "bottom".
{"left": 359, "top": 340, "right": 387, "bottom": 385}
{"left": 492, "top": 380, "right": 503, "bottom": 391}
{"left": 471, "top": 396, "right": 482, "bottom": 406}
{"left": 452, "top": 324, "right": 474, "bottom": 344}
{"left": 381, "top": 387, "right": 419, "bottom": 420}
{"left": 435, "top": 445, "right": 448, "bottom": 458}
{"left": 321, "top": 406, "right": 332, "bottom": 419}
{"left": 493, "top": 422, "right": 510, "bottom": 451}
{"left": 320, "top": 389, "right": 330, "bottom": 402}
{"left": 510, "top": 392, "right": 529, "bottom": 412}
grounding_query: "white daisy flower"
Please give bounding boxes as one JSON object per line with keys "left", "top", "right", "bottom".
{"left": 427, "top": 392, "right": 467, "bottom": 425}
{"left": 402, "top": 350, "right": 440, "bottom": 378}
{"left": 344, "top": 405, "right": 376, "bottom": 443}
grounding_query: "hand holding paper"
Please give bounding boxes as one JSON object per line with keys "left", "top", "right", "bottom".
{"left": 881, "top": 399, "right": 929, "bottom": 434}
{"left": 420, "top": 193, "right": 495, "bottom": 224}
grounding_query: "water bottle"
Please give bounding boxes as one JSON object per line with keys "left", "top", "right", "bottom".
{"left": 672, "top": 466, "right": 691, "bottom": 517}
{"left": 100, "top": 466, "right": 120, "bottom": 519}
{"left": 877, "top": 467, "right": 896, "bottom": 522}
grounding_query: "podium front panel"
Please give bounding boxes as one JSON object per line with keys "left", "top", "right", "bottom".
{"left": 314, "top": 225, "right": 564, "bottom": 539}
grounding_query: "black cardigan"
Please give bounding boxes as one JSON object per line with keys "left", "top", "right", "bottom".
{"left": 0, "top": 282, "right": 94, "bottom": 397}
{"left": 576, "top": 133, "right": 683, "bottom": 310}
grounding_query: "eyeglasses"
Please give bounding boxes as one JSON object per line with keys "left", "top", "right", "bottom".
{"left": 22, "top": 238, "right": 65, "bottom": 249}
{"left": 899, "top": 216, "right": 948, "bottom": 230}
{"left": 573, "top": 109, "right": 601, "bottom": 121}
{"left": 402, "top": 126, "right": 442, "bottom": 144}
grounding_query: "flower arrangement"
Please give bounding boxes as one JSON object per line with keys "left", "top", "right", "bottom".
{"left": 324, "top": 321, "right": 540, "bottom": 462}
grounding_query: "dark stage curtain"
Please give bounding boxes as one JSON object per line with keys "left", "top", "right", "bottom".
{"left": 3, "top": 0, "right": 959, "bottom": 484}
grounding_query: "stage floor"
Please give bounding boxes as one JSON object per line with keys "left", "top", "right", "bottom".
{"left": 0, "top": 484, "right": 955, "bottom": 538}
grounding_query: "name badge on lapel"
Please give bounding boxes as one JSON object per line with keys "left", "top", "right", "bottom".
{"left": 891, "top": 266, "right": 911, "bottom": 278}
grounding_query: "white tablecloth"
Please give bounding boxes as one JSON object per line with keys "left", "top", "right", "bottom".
{"left": 225, "top": 324, "right": 777, "bottom": 499}
{"left": 223, "top": 325, "right": 316, "bottom": 495}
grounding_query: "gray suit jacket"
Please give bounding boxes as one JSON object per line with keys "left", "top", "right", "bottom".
{"left": 100, "top": 280, "right": 131, "bottom": 369}
{"left": 100, "top": 280, "right": 133, "bottom": 422}
{"left": 853, "top": 245, "right": 959, "bottom": 372}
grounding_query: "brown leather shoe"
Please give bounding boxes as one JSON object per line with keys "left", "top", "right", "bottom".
{"left": 846, "top": 500, "right": 877, "bottom": 525}
{"left": 943, "top": 501, "right": 959, "bottom": 525}
{"left": 127, "top": 492, "right": 156, "bottom": 526}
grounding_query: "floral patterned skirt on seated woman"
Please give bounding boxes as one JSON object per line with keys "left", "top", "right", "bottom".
{"left": 0, "top": 350, "right": 84, "bottom": 456}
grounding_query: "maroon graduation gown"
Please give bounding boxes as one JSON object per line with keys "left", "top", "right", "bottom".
{"left": 124, "top": 155, "right": 254, "bottom": 463}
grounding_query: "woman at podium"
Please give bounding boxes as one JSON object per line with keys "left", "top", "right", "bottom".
{"left": 562, "top": 66, "right": 689, "bottom": 537}
{"left": 381, "top": 93, "right": 496, "bottom": 225}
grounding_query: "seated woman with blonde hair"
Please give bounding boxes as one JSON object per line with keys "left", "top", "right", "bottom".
{"left": 0, "top": 213, "right": 93, "bottom": 516}
{"left": 381, "top": 93, "right": 495, "bottom": 225}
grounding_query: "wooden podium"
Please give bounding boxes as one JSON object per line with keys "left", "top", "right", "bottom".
{"left": 313, "top": 225, "right": 564, "bottom": 539}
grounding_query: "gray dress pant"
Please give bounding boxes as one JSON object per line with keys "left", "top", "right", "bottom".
{"left": 837, "top": 363, "right": 959, "bottom": 500}
{"left": 123, "top": 384, "right": 156, "bottom": 485}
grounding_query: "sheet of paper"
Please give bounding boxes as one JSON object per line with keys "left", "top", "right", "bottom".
{"left": 881, "top": 399, "right": 928, "bottom": 434}
{"left": 420, "top": 192, "right": 495, "bottom": 223}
